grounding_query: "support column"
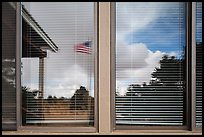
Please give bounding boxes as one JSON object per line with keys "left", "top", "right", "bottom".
{"left": 39, "top": 57, "right": 44, "bottom": 98}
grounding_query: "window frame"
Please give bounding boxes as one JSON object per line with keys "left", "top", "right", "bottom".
{"left": 15, "top": 2, "right": 99, "bottom": 133}
{"left": 110, "top": 2, "right": 202, "bottom": 132}
{"left": 194, "top": 2, "right": 202, "bottom": 131}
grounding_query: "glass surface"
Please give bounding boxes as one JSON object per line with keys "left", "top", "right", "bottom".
{"left": 115, "top": 2, "right": 186, "bottom": 126}
{"left": 2, "top": 2, "right": 17, "bottom": 130}
{"left": 21, "top": 2, "right": 95, "bottom": 127}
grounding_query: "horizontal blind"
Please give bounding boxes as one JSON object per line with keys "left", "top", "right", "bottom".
{"left": 21, "top": 2, "right": 95, "bottom": 126}
{"left": 196, "top": 2, "right": 202, "bottom": 128}
{"left": 115, "top": 2, "right": 186, "bottom": 126}
{"left": 2, "top": 2, "right": 17, "bottom": 130}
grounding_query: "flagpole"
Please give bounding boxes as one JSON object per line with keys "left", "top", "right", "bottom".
{"left": 88, "top": 36, "right": 91, "bottom": 94}
{"left": 88, "top": 36, "right": 92, "bottom": 125}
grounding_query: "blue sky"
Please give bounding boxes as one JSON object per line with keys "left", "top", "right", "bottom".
{"left": 196, "top": 2, "right": 202, "bottom": 43}
{"left": 124, "top": 3, "right": 186, "bottom": 55}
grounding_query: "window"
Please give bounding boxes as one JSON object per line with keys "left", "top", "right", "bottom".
{"left": 2, "top": 2, "right": 202, "bottom": 135}
{"left": 20, "top": 2, "right": 97, "bottom": 129}
{"left": 113, "top": 2, "right": 186, "bottom": 128}
{"left": 2, "top": 2, "right": 98, "bottom": 132}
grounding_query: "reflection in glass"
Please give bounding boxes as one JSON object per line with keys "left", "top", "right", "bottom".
{"left": 115, "top": 2, "right": 186, "bottom": 126}
{"left": 21, "top": 2, "right": 95, "bottom": 127}
{"left": 2, "top": 2, "right": 17, "bottom": 130}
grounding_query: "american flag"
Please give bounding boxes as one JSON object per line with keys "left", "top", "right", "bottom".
{"left": 74, "top": 41, "right": 92, "bottom": 54}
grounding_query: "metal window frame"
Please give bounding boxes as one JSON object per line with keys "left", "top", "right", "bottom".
{"left": 16, "top": 2, "right": 99, "bottom": 133}
{"left": 191, "top": 2, "right": 202, "bottom": 132}
{"left": 110, "top": 2, "right": 201, "bottom": 131}
{"left": 16, "top": 2, "right": 22, "bottom": 131}
{"left": 186, "top": 2, "right": 202, "bottom": 132}
{"left": 186, "top": 2, "right": 194, "bottom": 131}
{"left": 110, "top": 2, "right": 116, "bottom": 132}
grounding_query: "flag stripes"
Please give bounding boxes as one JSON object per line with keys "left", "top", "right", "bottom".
{"left": 75, "top": 41, "right": 92, "bottom": 54}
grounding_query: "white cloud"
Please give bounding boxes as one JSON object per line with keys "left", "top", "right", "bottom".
{"left": 116, "top": 42, "right": 149, "bottom": 71}
{"left": 45, "top": 84, "right": 77, "bottom": 99}
{"left": 116, "top": 47, "right": 165, "bottom": 96}
{"left": 21, "top": 58, "right": 39, "bottom": 86}
{"left": 116, "top": 46, "right": 180, "bottom": 96}
{"left": 43, "top": 64, "right": 94, "bottom": 98}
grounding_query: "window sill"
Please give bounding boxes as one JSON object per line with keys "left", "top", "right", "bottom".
{"left": 2, "top": 130, "right": 202, "bottom": 135}
{"left": 112, "top": 130, "right": 202, "bottom": 135}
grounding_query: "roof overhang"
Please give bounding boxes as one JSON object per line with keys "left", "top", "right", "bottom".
{"left": 22, "top": 5, "right": 58, "bottom": 53}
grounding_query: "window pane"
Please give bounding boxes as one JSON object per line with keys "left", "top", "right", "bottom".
{"left": 21, "top": 2, "right": 95, "bottom": 127}
{"left": 196, "top": 2, "right": 202, "bottom": 128}
{"left": 2, "top": 2, "right": 17, "bottom": 130}
{"left": 115, "top": 2, "right": 186, "bottom": 126}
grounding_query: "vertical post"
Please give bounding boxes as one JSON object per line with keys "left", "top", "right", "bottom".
{"left": 110, "top": 2, "right": 116, "bottom": 131}
{"left": 186, "top": 2, "right": 192, "bottom": 130}
{"left": 186, "top": 2, "right": 196, "bottom": 131}
{"left": 16, "top": 2, "right": 22, "bottom": 130}
{"left": 39, "top": 57, "right": 44, "bottom": 98}
{"left": 94, "top": 2, "right": 99, "bottom": 131}
{"left": 39, "top": 57, "right": 44, "bottom": 123}
{"left": 99, "top": 2, "right": 111, "bottom": 134}
{"left": 191, "top": 2, "right": 196, "bottom": 131}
